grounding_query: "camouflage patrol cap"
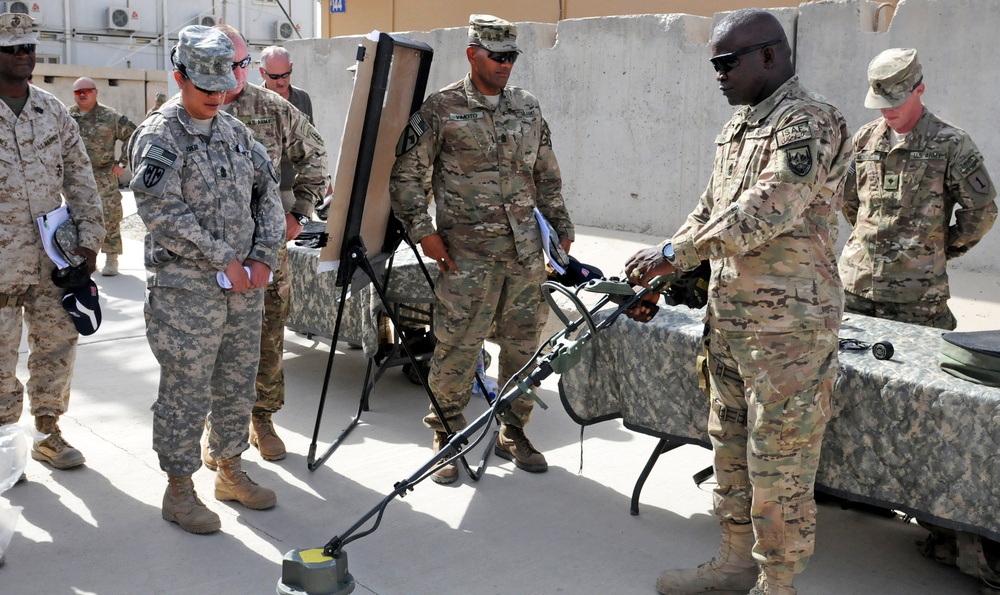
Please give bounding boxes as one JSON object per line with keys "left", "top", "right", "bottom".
{"left": 173, "top": 25, "right": 237, "bottom": 92}
{"left": 0, "top": 12, "right": 38, "bottom": 46}
{"left": 865, "top": 48, "right": 923, "bottom": 109}
{"left": 468, "top": 14, "right": 519, "bottom": 53}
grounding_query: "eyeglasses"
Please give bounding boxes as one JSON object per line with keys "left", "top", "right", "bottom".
{"left": 73, "top": 88, "right": 96, "bottom": 96}
{"left": 232, "top": 55, "right": 251, "bottom": 70}
{"left": 472, "top": 44, "right": 518, "bottom": 65}
{"left": 262, "top": 68, "right": 292, "bottom": 80}
{"left": 0, "top": 43, "right": 36, "bottom": 56}
{"left": 710, "top": 39, "right": 781, "bottom": 74}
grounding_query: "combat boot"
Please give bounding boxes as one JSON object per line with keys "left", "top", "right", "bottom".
{"left": 250, "top": 413, "right": 286, "bottom": 461}
{"left": 431, "top": 431, "right": 458, "bottom": 485}
{"left": 201, "top": 423, "right": 218, "bottom": 471}
{"left": 656, "top": 521, "right": 758, "bottom": 595}
{"left": 101, "top": 254, "right": 119, "bottom": 277}
{"left": 215, "top": 456, "right": 277, "bottom": 510}
{"left": 748, "top": 568, "right": 796, "bottom": 595}
{"left": 494, "top": 424, "right": 547, "bottom": 472}
{"left": 162, "top": 474, "right": 221, "bottom": 534}
{"left": 32, "top": 415, "right": 85, "bottom": 469}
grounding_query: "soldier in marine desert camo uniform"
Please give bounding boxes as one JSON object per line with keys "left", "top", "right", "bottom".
{"left": 129, "top": 25, "right": 284, "bottom": 535}
{"left": 69, "top": 76, "right": 137, "bottom": 277}
{"left": 390, "top": 14, "right": 574, "bottom": 485}
{"left": 625, "top": 10, "right": 851, "bottom": 595}
{"left": 840, "top": 48, "right": 997, "bottom": 331}
{"left": 0, "top": 12, "right": 104, "bottom": 473}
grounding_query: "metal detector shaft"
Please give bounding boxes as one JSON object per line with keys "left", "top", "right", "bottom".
{"left": 320, "top": 276, "right": 667, "bottom": 557}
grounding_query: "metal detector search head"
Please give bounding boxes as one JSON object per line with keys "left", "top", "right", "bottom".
{"left": 277, "top": 548, "right": 354, "bottom": 595}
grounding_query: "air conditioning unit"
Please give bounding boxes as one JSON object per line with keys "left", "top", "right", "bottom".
{"left": 198, "top": 14, "right": 217, "bottom": 28}
{"left": 273, "top": 20, "right": 295, "bottom": 41}
{"left": 106, "top": 6, "right": 138, "bottom": 32}
{"left": 3, "top": 1, "right": 30, "bottom": 14}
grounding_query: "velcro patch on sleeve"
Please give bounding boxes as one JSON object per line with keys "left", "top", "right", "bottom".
{"left": 396, "top": 112, "right": 431, "bottom": 156}
{"left": 775, "top": 121, "right": 814, "bottom": 148}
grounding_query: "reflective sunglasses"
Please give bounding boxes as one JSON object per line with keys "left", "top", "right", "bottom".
{"left": 710, "top": 39, "right": 781, "bottom": 74}
{"left": 0, "top": 43, "right": 36, "bottom": 56}
{"left": 262, "top": 68, "right": 292, "bottom": 80}
{"left": 232, "top": 55, "right": 251, "bottom": 70}
{"left": 73, "top": 88, "right": 97, "bottom": 96}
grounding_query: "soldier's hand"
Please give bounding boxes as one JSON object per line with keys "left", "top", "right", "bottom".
{"left": 624, "top": 292, "right": 661, "bottom": 323}
{"left": 625, "top": 246, "right": 675, "bottom": 287}
{"left": 112, "top": 164, "right": 125, "bottom": 178}
{"left": 420, "top": 233, "right": 457, "bottom": 274}
{"left": 71, "top": 247, "right": 98, "bottom": 275}
{"left": 224, "top": 259, "right": 251, "bottom": 292}
{"left": 559, "top": 238, "right": 572, "bottom": 255}
{"left": 245, "top": 259, "right": 272, "bottom": 289}
{"left": 285, "top": 212, "right": 304, "bottom": 241}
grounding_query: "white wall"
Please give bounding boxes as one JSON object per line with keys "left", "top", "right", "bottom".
{"left": 292, "top": 0, "right": 1000, "bottom": 276}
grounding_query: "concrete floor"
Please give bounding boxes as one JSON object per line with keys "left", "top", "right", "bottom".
{"left": 0, "top": 193, "right": 994, "bottom": 594}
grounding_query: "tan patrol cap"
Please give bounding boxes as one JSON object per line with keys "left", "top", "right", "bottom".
{"left": 0, "top": 12, "right": 38, "bottom": 46}
{"left": 468, "top": 14, "right": 518, "bottom": 53}
{"left": 865, "top": 48, "right": 923, "bottom": 109}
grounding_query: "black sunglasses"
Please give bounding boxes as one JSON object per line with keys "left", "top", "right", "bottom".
{"left": 485, "top": 50, "right": 518, "bottom": 65}
{"left": 232, "top": 55, "right": 251, "bottom": 70}
{"left": 0, "top": 44, "right": 36, "bottom": 56}
{"left": 262, "top": 68, "right": 292, "bottom": 80}
{"left": 710, "top": 39, "right": 781, "bottom": 74}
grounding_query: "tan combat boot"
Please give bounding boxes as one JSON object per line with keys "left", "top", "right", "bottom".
{"left": 101, "top": 254, "right": 119, "bottom": 277}
{"left": 215, "top": 456, "right": 277, "bottom": 510}
{"left": 494, "top": 424, "right": 547, "bottom": 472}
{"left": 162, "top": 474, "right": 221, "bottom": 534}
{"left": 32, "top": 415, "right": 85, "bottom": 469}
{"left": 201, "top": 426, "right": 218, "bottom": 471}
{"left": 250, "top": 413, "right": 286, "bottom": 461}
{"left": 656, "top": 521, "right": 758, "bottom": 595}
{"left": 748, "top": 568, "right": 796, "bottom": 595}
{"left": 431, "top": 431, "right": 458, "bottom": 485}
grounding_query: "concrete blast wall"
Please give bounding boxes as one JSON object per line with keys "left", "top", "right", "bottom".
{"left": 292, "top": 0, "right": 1000, "bottom": 275}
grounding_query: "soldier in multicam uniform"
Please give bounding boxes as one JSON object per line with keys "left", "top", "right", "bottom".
{"left": 145, "top": 91, "right": 167, "bottom": 118}
{"left": 0, "top": 12, "right": 104, "bottom": 473}
{"left": 196, "top": 25, "right": 328, "bottom": 465}
{"left": 840, "top": 48, "right": 997, "bottom": 331}
{"left": 390, "top": 14, "right": 574, "bottom": 485}
{"left": 69, "top": 77, "right": 137, "bottom": 277}
{"left": 128, "top": 25, "right": 285, "bottom": 535}
{"left": 625, "top": 10, "right": 851, "bottom": 595}
{"left": 842, "top": 48, "right": 999, "bottom": 591}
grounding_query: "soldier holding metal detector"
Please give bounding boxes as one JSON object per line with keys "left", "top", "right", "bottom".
{"left": 625, "top": 10, "right": 850, "bottom": 595}
{"left": 390, "top": 14, "right": 574, "bottom": 485}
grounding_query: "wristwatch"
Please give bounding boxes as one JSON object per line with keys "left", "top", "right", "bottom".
{"left": 290, "top": 212, "right": 309, "bottom": 226}
{"left": 661, "top": 242, "right": 675, "bottom": 263}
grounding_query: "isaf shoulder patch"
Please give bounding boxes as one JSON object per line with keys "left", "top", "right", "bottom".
{"left": 785, "top": 146, "right": 813, "bottom": 177}
{"left": 396, "top": 112, "right": 430, "bottom": 157}
{"left": 776, "top": 120, "right": 814, "bottom": 147}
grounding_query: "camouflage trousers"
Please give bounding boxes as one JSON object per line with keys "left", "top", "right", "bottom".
{"left": 0, "top": 268, "right": 78, "bottom": 425}
{"left": 424, "top": 255, "right": 546, "bottom": 432}
{"left": 98, "top": 174, "right": 124, "bottom": 255}
{"left": 705, "top": 326, "right": 838, "bottom": 575}
{"left": 145, "top": 285, "right": 264, "bottom": 477}
{"left": 254, "top": 243, "right": 290, "bottom": 414}
{"left": 844, "top": 291, "right": 956, "bottom": 330}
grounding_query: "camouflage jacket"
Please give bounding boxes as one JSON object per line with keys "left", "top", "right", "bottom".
{"left": 390, "top": 74, "right": 574, "bottom": 261}
{"left": 278, "top": 84, "right": 314, "bottom": 193}
{"left": 226, "top": 84, "right": 327, "bottom": 216}
{"left": 669, "top": 76, "right": 851, "bottom": 332}
{"left": 839, "top": 108, "right": 998, "bottom": 303}
{"left": 0, "top": 86, "right": 104, "bottom": 291}
{"left": 127, "top": 101, "right": 284, "bottom": 297}
{"left": 69, "top": 102, "right": 136, "bottom": 174}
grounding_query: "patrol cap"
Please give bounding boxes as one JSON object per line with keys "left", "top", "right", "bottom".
{"left": 154, "top": 92, "right": 167, "bottom": 102}
{"left": 173, "top": 25, "right": 238, "bottom": 92}
{"left": 0, "top": 12, "right": 38, "bottom": 46}
{"left": 468, "top": 14, "right": 519, "bottom": 53}
{"left": 61, "top": 280, "right": 102, "bottom": 336}
{"left": 865, "top": 48, "right": 923, "bottom": 109}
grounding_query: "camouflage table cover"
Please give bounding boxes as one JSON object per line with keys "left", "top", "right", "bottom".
{"left": 559, "top": 305, "right": 1000, "bottom": 541}
{"left": 286, "top": 243, "right": 435, "bottom": 358}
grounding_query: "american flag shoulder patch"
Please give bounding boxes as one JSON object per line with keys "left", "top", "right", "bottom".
{"left": 141, "top": 144, "right": 177, "bottom": 168}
